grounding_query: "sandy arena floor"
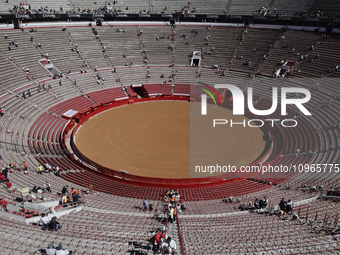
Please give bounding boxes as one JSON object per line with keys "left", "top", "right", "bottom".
{"left": 75, "top": 101, "right": 266, "bottom": 179}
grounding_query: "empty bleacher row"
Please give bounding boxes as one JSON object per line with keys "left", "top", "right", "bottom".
{"left": 178, "top": 206, "right": 340, "bottom": 254}
{"left": 0, "top": 206, "right": 161, "bottom": 254}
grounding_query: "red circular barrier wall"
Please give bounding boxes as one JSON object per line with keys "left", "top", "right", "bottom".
{"left": 67, "top": 95, "right": 275, "bottom": 188}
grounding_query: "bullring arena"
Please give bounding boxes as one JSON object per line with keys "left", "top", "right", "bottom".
{"left": 0, "top": 1, "right": 340, "bottom": 254}
{"left": 74, "top": 101, "right": 265, "bottom": 179}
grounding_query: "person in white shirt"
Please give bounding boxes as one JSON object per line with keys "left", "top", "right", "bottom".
{"left": 40, "top": 213, "right": 50, "bottom": 227}
{"left": 55, "top": 244, "right": 69, "bottom": 255}
{"left": 176, "top": 204, "right": 182, "bottom": 214}
{"left": 162, "top": 237, "right": 176, "bottom": 254}
{"left": 46, "top": 243, "right": 56, "bottom": 255}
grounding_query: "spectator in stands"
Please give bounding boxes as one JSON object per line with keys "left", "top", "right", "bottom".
{"left": 0, "top": 173, "right": 6, "bottom": 183}
{"left": 55, "top": 244, "right": 69, "bottom": 255}
{"left": 162, "top": 237, "right": 176, "bottom": 255}
{"left": 71, "top": 188, "right": 78, "bottom": 196}
{"left": 151, "top": 231, "right": 165, "bottom": 251}
{"left": 72, "top": 191, "right": 81, "bottom": 206}
{"left": 285, "top": 199, "right": 292, "bottom": 217}
{"left": 143, "top": 198, "right": 148, "bottom": 210}
{"left": 40, "top": 213, "right": 50, "bottom": 227}
{"left": 46, "top": 243, "right": 56, "bottom": 255}
{"left": 55, "top": 167, "right": 61, "bottom": 176}
{"left": 279, "top": 198, "right": 286, "bottom": 214}
{"left": 263, "top": 196, "right": 268, "bottom": 208}
{"left": 6, "top": 181, "right": 12, "bottom": 190}
{"left": 259, "top": 196, "right": 268, "bottom": 209}
{"left": 32, "top": 186, "right": 38, "bottom": 193}
{"left": 254, "top": 198, "right": 260, "bottom": 209}
{"left": 0, "top": 108, "right": 4, "bottom": 117}
{"left": 62, "top": 186, "right": 68, "bottom": 195}
{"left": 176, "top": 203, "right": 182, "bottom": 214}
{"left": 169, "top": 206, "right": 174, "bottom": 223}
{"left": 0, "top": 197, "right": 8, "bottom": 211}
{"left": 49, "top": 216, "right": 61, "bottom": 230}
{"left": 61, "top": 194, "right": 67, "bottom": 207}
{"left": 173, "top": 205, "right": 177, "bottom": 220}
{"left": 2, "top": 167, "right": 8, "bottom": 182}
{"left": 88, "top": 183, "right": 93, "bottom": 195}
{"left": 23, "top": 161, "right": 27, "bottom": 171}
{"left": 38, "top": 165, "right": 43, "bottom": 174}
{"left": 45, "top": 182, "right": 52, "bottom": 193}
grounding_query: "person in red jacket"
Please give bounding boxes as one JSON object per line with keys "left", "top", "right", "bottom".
{"left": 6, "top": 181, "right": 12, "bottom": 189}
{"left": 0, "top": 174, "right": 6, "bottom": 183}
{"left": 0, "top": 197, "right": 7, "bottom": 209}
{"left": 151, "top": 231, "right": 165, "bottom": 251}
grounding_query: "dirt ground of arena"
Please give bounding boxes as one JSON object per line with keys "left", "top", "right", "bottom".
{"left": 75, "top": 101, "right": 266, "bottom": 179}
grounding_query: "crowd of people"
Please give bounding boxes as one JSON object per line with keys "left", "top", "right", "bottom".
{"left": 37, "top": 163, "right": 61, "bottom": 176}
{"left": 142, "top": 189, "right": 185, "bottom": 253}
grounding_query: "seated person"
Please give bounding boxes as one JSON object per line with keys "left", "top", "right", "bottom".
{"left": 279, "top": 198, "right": 286, "bottom": 214}
{"left": 254, "top": 198, "right": 260, "bottom": 209}
{"left": 0, "top": 174, "right": 6, "bottom": 183}
{"left": 45, "top": 183, "right": 52, "bottom": 193}
{"left": 6, "top": 181, "right": 12, "bottom": 189}
{"left": 32, "top": 186, "right": 38, "bottom": 193}
{"left": 37, "top": 186, "right": 43, "bottom": 194}
{"left": 0, "top": 197, "right": 8, "bottom": 210}
{"left": 151, "top": 231, "right": 165, "bottom": 251}
{"left": 40, "top": 213, "right": 50, "bottom": 227}
{"left": 162, "top": 237, "right": 176, "bottom": 255}
{"left": 55, "top": 244, "right": 69, "bottom": 255}
{"left": 260, "top": 196, "right": 268, "bottom": 209}
{"left": 285, "top": 199, "right": 292, "bottom": 216}
{"left": 46, "top": 243, "right": 56, "bottom": 255}
{"left": 30, "top": 192, "right": 37, "bottom": 201}
{"left": 176, "top": 204, "right": 182, "bottom": 214}
{"left": 49, "top": 216, "right": 61, "bottom": 230}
